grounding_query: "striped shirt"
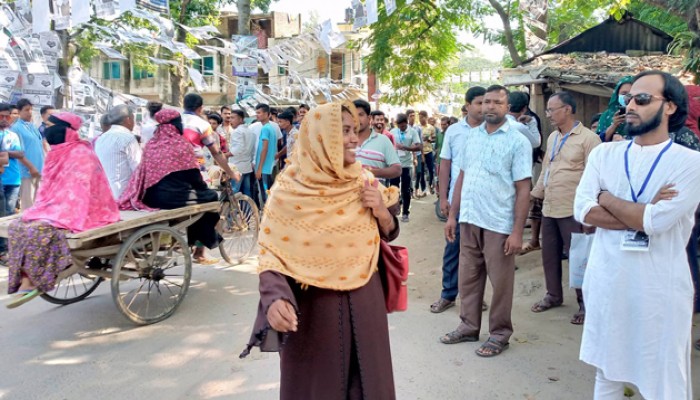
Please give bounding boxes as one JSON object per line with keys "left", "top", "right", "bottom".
{"left": 356, "top": 132, "right": 400, "bottom": 170}
{"left": 94, "top": 125, "right": 142, "bottom": 199}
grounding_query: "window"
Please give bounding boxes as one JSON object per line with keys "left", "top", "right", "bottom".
{"left": 132, "top": 65, "right": 154, "bottom": 80}
{"left": 102, "top": 61, "right": 121, "bottom": 80}
{"left": 192, "top": 56, "right": 215, "bottom": 76}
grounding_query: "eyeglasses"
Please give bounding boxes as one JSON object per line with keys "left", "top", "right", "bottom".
{"left": 623, "top": 93, "right": 666, "bottom": 106}
{"left": 545, "top": 106, "right": 567, "bottom": 114}
{"left": 0, "top": 114, "right": 11, "bottom": 121}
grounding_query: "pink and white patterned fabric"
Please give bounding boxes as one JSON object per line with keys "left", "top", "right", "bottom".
{"left": 118, "top": 109, "right": 199, "bottom": 211}
{"left": 22, "top": 113, "right": 120, "bottom": 233}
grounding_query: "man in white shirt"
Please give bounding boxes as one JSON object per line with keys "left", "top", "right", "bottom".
{"left": 228, "top": 109, "right": 256, "bottom": 199}
{"left": 94, "top": 105, "right": 142, "bottom": 199}
{"left": 574, "top": 71, "right": 700, "bottom": 399}
{"left": 139, "top": 101, "right": 162, "bottom": 147}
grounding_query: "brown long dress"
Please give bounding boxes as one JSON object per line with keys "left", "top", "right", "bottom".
{"left": 241, "top": 214, "right": 400, "bottom": 400}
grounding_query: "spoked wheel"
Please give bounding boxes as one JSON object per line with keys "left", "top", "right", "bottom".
{"left": 218, "top": 194, "right": 260, "bottom": 265}
{"left": 111, "top": 225, "right": 191, "bottom": 325}
{"left": 435, "top": 199, "right": 447, "bottom": 222}
{"left": 41, "top": 272, "right": 103, "bottom": 305}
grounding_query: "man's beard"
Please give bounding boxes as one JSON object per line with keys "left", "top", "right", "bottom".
{"left": 374, "top": 124, "right": 384, "bottom": 131}
{"left": 626, "top": 105, "right": 663, "bottom": 137}
{"left": 484, "top": 114, "right": 505, "bottom": 125}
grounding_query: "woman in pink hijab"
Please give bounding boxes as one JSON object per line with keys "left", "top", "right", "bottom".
{"left": 6, "top": 112, "right": 119, "bottom": 308}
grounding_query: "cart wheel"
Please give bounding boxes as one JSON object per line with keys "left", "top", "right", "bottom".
{"left": 218, "top": 194, "right": 260, "bottom": 265}
{"left": 111, "top": 225, "right": 191, "bottom": 325}
{"left": 41, "top": 273, "right": 103, "bottom": 305}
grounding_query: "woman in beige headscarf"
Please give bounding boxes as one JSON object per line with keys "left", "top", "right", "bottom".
{"left": 241, "top": 102, "right": 400, "bottom": 399}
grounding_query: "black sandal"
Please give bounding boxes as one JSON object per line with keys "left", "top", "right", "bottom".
{"left": 475, "top": 338, "right": 509, "bottom": 357}
{"left": 440, "top": 330, "right": 479, "bottom": 344}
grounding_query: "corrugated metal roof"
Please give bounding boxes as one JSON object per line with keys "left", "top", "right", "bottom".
{"left": 539, "top": 16, "right": 673, "bottom": 56}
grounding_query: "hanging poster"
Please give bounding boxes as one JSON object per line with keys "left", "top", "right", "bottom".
{"left": 352, "top": 0, "right": 367, "bottom": 30}
{"left": 236, "top": 77, "right": 256, "bottom": 103}
{"left": 95, "top": 0, "right": 119, "bottom": 19}
{"left": 186, "top": 66, "right": 207, "bottom": 92}
{"left": 136, "top": 0, "right": 168, "bottom": 15}
{"left": 13, "top": 0, "right": 33, "bottom": 35}
{"left": 20, "top": 72, "right": 55, "bottom": 106}
{"left": 52, "top": 0, "right": 71, "bottom": 31}
{"left": 26, "top": 37, "right": 49, "bottom": 74}
{"left": 1, "top": 4, "right": 30, "bottom": 36}
{"left": 71, "top": 0, "right": 91, "bottom": 27}
{"left": 232, "top": 56, "right": 258, "bottom": 77}
{"left": 384, "top": 0, "right": 396, "bottom": 16}
{"left": 367, "top": 0, "right": 378, "bottom": 25}
{"left": 38, "top": 32, "right": 62, "bottom": 61}
{"left": 0, "top": 70, "right": 20, "bottom": 103}
{"left": 32, "top": 0, "right": 51, "bottom": 33}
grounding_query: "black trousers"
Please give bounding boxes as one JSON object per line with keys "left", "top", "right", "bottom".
{"left": 390, "top": 167, "right": 412, "bottom": 216}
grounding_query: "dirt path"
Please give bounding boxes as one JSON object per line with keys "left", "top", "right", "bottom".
{"left": 0, "top": 196, "right": 698, "bottom": 399}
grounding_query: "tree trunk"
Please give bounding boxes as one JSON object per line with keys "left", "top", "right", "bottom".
{"left": 487, "top": 0, "right": 523, "bottom": 65}
{"left": 57, "top": 31, "right": 71, "bottom": 108}
{"left": 238, "top": 0, "right": 251, "bottom": 35}
{"left": 170, "top": 0, "right": 191, "bottom": 107}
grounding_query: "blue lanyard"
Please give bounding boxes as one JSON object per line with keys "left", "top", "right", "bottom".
{"left": 624, "top": 140, "right": 673, "bottom": 203}
{"left": 549, "top": 123, "right": 579, "bottom": 162}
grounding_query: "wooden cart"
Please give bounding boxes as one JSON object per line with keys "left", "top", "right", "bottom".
{"left": 0, "top": 203, "right": 221, "bottom": 325}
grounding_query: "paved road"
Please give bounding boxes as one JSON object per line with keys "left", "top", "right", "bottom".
{"left": 1, "top": 198, "right": 698, "bottom": 399}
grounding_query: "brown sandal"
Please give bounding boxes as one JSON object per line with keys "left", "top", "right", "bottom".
{"left": 440, "top": 330, "right": 479, "bottom": 344}
{"left": 475, "top": 338, "right": 509, "bottom": 357}
{"left": 531, "top": 297, "right": 562, "bottom": 313}
{"left": 430, "top": 298, "right": 455, "bottom": 313}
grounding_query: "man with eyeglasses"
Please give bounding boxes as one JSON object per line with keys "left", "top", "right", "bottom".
{"left": 574, "top": 71, "right": 700, "bottom": 399}
{"left": 530, "top": 91, "right": 600, "bottom": 326}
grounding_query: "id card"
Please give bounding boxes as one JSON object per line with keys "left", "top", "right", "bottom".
{"left": 620, "top": 229, "right": 650, "bottom": 252}
{"left": 397, "top": 150, "right": 407, "bottom": 157}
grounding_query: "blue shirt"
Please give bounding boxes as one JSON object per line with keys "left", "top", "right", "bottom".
{"left": 457, "top": 120, "right": 532, "bottom": 235}
{"left": 255, "top": 123, "right": 278, "bottom": 175}
{"left": 440, "top": 119, "right": 474, "bottom": 203}
{"left": 12, "top": 120, "right": 44, "bottom": 178}
{"left": 0, "top": 129, "right": 22, "bottom": 186}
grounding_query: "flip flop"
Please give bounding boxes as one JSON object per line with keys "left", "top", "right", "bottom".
{"left": 531, "top": 298, "right": 563, "bottom": 313}
{"left": 519, "top": 243, "right": 541, "bottom": 255}
{"left": 430, "top": 298, "right": 455, "bottom": 313}
{"left": 571, "top": 311, "right": 586, "bottom": 325}
{"left": 440, "top": 330, "right": 479, "bottom": 344}
{"left": 194, "top": 257, "right": 219, "bottom": 265}
{"left": 6, "top": 289, "right": 40, "bottom": 309}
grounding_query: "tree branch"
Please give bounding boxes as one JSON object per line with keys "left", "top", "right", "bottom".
{"left": 487, "top": 0, "right": 523, "bottom": 65}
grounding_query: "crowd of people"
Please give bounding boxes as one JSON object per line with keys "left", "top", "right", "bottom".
{"left": 1, "top": 69, "right": 699, "bottom": 399}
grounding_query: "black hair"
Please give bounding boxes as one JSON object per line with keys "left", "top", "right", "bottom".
{"left": 9, "top": 104, "right": 17, "bottom": 111}
{"left": 40, "top": 105, "right": 54, "bottom": 116}
{"left": 486, "top": 85, "right": 509, "bottom": 97}
{"left": 418, "top": 110, "right": 428, "bottom": 117}
{"left": 16, "top": 98, "right": 32, "bottom": 110}
{"left": 406, "top": 109, "right": 415, "bottom": 116}
{"left": 183, "top": 93, "right": 203, "bottom": 112}
{"left": 370, "top": 110, "right": 385, "bottom": 118}
{"left": 440, "top": 116, "right": 450, "bottom": 123}
{"left": 466, "top": 86, "right": 486, "bottom": 103}
{"left": 461, "top": 105, "right": 468, "bottom": 112}
{"left": 220, "top": 105, "right": 231, "bottom": 113}
{"left": 207, "top": 112, "right": 223, "bottom": 125}
{"left": 170, "top": 116, "right": 184, "bottom": 135}
{"left": 270, "top": 107, "right": 279, "bottom": 116}
{"left": 147, "top": 101, "right": 163, "bottom": 117}
{"left": 633, "top": 70, "right": 688, "bottom": 132}
{"left": 284, "top": 106, "right": 298, "bottom": 117}
{"left": 590, "top": 113, "right": 602, "bottom": 126}
{"left": 353, "top": 99, "right": 371, "bottom": 115}
{"left": 278, "top": 111, "right": 295, "bottom": 123}
{"left": 0, "top": 103, "right": 11, "bottom": 112}
{"left": 550, "top": 91, "right": 577, "bottom": 114}
{"left": 396, "top": 113, "right": 408, "bottom": 124}
{"left": 255, "top": 103, "right": 271, "bottom": 114}
{"left": 232, "top": 109, "right": 246, "bottom": 120}
{"left": 449, "top": 116, "right": 459, "bottom": 124}
{"left": 299, "top": 104, "right": 310, "bottom": 111}
{"left": 508, "top": 92, "right": 529, "bottom": 113}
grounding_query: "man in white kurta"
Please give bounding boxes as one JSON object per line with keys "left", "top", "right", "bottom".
{"left": 574, "top": 71, "right": 700, "bottom": 399}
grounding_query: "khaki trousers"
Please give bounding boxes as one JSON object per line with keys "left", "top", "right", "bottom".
{"left": 19, "top": 177, "right": 39, "bottom": 210}
{"left": 457, "top": 223, "right": 515, "bottom": 343}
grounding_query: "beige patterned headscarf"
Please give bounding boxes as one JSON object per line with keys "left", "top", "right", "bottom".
{"left": 257, "top": 101, "right": 399, "bottom": 291}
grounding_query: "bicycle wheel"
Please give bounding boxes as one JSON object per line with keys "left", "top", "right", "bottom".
{"left": 111, "top": 225, "right": 191, "bottom": 325}
{"left": 41, "top": 273, "right": 103, "bottom": 305}
{"left": 218, "top": 194, "right": 260, "bottom": 265}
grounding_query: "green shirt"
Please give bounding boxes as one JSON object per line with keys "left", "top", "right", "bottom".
{"left": 390, "top": 127, "right": 421, "bottom": 168}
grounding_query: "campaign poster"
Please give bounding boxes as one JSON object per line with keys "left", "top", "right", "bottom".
{"left": 20, "top": 73, "right": 55, "bottom": 106}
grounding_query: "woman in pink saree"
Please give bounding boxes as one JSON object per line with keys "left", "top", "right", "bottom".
{"left": 6, "top": 112, "right": 119, "bottom": 308}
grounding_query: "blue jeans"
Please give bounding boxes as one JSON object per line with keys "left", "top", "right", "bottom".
{"left": 440, "top": 215, "right": 461, "bottom": 301}
{"left": 4, "top": 184, "right": 19, "bottom": 216}
{"left": 232, "top": 172, "right": 255, "bottom": 201}
{"left": 0, "top": 182, "right": 5, "bottom": 252}
{"left": 257, "top": 174, "right": 272, "bottom": 206}
{"left": 687, "top": 208, "right": 700, "bottom": 313}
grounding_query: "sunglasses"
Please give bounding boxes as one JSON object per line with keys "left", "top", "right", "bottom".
{"left": 0, "top": 114, "right": 12, "bottom": 121}
{"left": 623, "top": 93, "right": 666, "bottom": 106}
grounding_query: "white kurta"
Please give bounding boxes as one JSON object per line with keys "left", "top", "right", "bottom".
{"left": 574, "top": 139, "right": 700, "bottom": 400}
